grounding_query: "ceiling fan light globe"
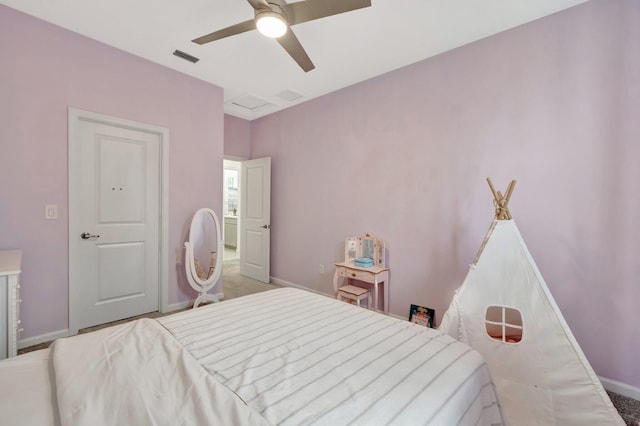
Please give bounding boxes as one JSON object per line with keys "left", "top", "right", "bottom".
{"left": 256, "top": 12, "right": 288, "bottom": 38}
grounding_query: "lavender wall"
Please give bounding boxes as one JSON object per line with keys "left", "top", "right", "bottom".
{"left": 0, "top": 6, "right": 224, "bottom": 338}
{"left": 224, "top": 114, "right": 251, "bottom": 159}
{"left": 250, "top": 0, "right": 639, "bottom": 388}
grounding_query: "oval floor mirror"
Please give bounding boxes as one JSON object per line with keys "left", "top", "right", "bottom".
{"left": 185, "top": 208, "right": 223, "bottom": 308}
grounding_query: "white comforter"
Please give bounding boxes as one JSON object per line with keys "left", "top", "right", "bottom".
{"left": 1, "top": 288, "right": 503, "bottom": 426}
{"left": 51, "top": 318, "right": 269, "bottom": 426}
{"left": 160, "top": 288, "right": 504, "bottom": 425}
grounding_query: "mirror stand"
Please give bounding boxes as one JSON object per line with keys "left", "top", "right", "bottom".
{"left": 185, "top": 208, "right": 223, "bottom": 308}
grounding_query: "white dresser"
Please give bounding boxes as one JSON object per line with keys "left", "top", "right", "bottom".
{"left": 0, "top": 250, "right": 22, "bottom": 359}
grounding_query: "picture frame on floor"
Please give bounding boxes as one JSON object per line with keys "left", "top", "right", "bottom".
{"left": 409, "top": 304, "right": 435, "bottom": 328}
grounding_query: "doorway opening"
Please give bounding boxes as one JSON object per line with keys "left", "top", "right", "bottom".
{"left": 222, "top": 156, "right": 271, "bottom": 288}
{"left": 223, "top": 159, "right": 241, "bottom": 265}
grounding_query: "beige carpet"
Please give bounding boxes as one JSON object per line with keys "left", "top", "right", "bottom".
{"left": 221, "top": 257, "right": 280, "bottom": 299}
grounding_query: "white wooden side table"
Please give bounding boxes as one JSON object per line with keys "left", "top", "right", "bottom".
{"left": 333, "top": 260, "right": 390, "bottom": 313}
{"left": 0, "top": 250, "right": 22, "bottom": 359}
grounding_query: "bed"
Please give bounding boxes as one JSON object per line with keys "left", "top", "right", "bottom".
{"left": 0, "top": 288, "right": 503, "bottom": 425}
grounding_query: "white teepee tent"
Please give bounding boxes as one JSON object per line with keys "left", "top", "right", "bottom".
{"left": 439, "top": 179, "right": 624, "bottom": 425}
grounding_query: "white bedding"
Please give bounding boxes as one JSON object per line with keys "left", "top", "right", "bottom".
{"left": 0, "top": 348, "right": 57, "bottom": 425}
{"left": 0, "top": 288, "right": 503, "bottom": 425}
{"left": 0, "top": 319, "right": 269, "bottom": 426}
{"left": 159, "top": 288, "right": 504, "bottom": 425}
{"left": 52, "top": 318, "right": 269, "bottom": 426}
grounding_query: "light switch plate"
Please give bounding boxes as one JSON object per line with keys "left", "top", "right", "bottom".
{"left": 45, "top": 204, "right": 58, "bottom": 220}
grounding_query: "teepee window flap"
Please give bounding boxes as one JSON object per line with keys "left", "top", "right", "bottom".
{"left": 485, "top": 305, "right": 523, "bottom": 344}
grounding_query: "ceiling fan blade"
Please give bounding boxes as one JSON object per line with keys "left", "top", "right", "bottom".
{"left": 246, "top": 0, "right": 270, "bottom": 11}
{"left": 192, "top": 19, "right": 256, "bottom": 44}
{"left": 283, "top": 0, "right": 371, "bottom": 25}
{"left": 277, "top": 30, "right": 315, "bottom": 72}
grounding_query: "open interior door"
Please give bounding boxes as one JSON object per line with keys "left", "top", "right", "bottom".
{"left": 239, "top": 157, "right": 271, "bottom": 282}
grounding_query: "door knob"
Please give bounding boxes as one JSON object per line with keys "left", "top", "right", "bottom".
{"left": 261, "top": 224, "right": 271, "bottom": 229}
{"left": 81, "top": 232, "right": 100, "bottom": 240}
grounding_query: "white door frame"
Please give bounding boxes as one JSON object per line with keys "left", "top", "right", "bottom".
{"left": 222, "top": 159, "right": 242, "bottom": 254}
{"left": 68, "top": 108, "right": 169, "bottom": 335}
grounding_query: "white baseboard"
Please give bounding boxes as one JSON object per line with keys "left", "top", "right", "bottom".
{"left": 18, "top": 328, "right": 70, "bottom": 349}
{"left": 388, "top": 312, "right": 406, "bottom": 321}
{"left": 167, "top": 299, "right": 194, "bottom": 311}
{"left": 270, "top": 277, "right": 331, "bottom": 297}
{"left": 167, "top": 292, "right": 224, "bottom": 311}
{"left": 600, "top": 376, "right": 640, "bottom": 400}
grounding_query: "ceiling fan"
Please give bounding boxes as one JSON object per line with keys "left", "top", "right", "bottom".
{"left": 192, "top": 0, "right": 372, "bottom": 72}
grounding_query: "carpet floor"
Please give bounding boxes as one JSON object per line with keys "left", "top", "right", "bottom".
{"left": 17, "top": 258, "right": 639, "bottom": 424}
{"left": 608, "top": 391, "right": 640, "bottom": 425}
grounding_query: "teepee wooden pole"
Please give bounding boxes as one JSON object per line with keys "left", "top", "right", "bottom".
{"left": 497, "top": 191, "right": 507, "bottom": 219}
{"left": 487, "top": 178, "right": 502, "bottom": 219}
{"left": 487, "top": 178, "right": 516, "bottom": 220}
{"left": 504, "top": 180, "right": 516, "bottom": 205}
{"left": 502, "top": 180, "right": 516, "bottom": 219}
{"left": 487, "top": 178, "right": 499, "bottom": 203}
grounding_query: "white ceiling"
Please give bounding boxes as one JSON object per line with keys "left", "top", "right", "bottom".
{"left": 2, "top": 0, "right": 589, "bottom": 120}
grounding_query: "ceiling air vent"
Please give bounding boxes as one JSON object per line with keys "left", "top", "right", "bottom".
{"left": 230, "top": 94, "right": 273, "bottom": 111}
{"left": 276, "top": 89, "right": 303, "bottom": 102}
{"left": 172, "top": 49, "right": 200, "bottom": 63}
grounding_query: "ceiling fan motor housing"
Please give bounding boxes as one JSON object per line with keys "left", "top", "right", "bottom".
{"left": 255, "top": 1, "right": 289, "bottom": 24}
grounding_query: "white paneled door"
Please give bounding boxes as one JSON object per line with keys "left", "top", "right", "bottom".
{"left": 240, "top": 157, "right": 271, "bottom": 283}
{"left": 69, "top": 109, "right": 167, "bottom": 334}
